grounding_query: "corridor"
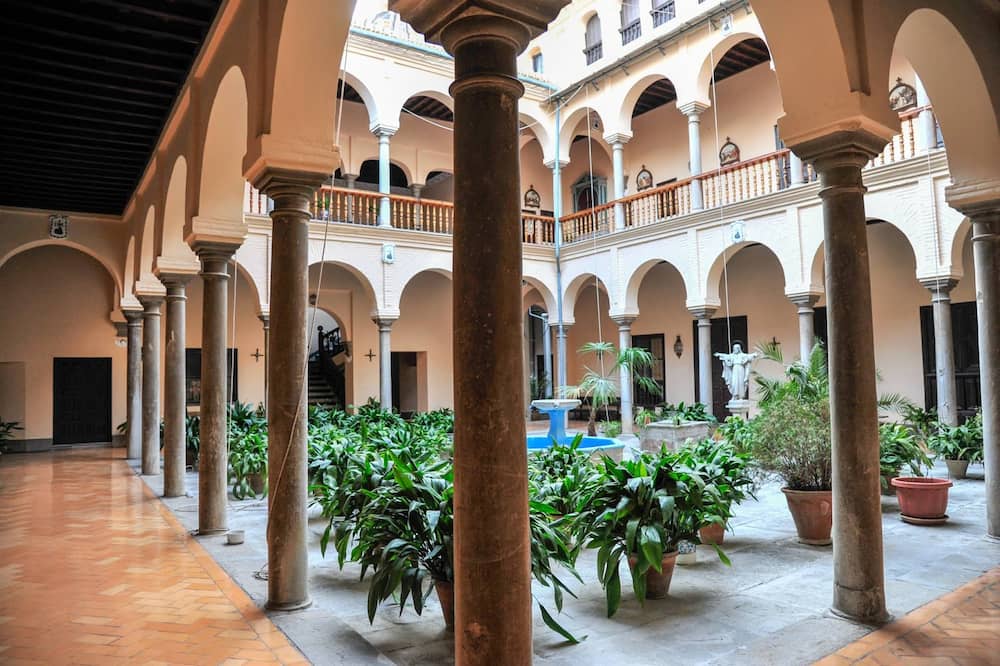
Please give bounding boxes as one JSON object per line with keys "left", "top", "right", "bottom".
{"left": 0, "top": 448, "right": 305, "bottom": 665}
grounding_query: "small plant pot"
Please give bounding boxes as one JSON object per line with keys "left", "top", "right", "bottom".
{"left": 891, "top": 476, "right": 952, "bottom": 522}
{"left": 676, "top": 540, "right": 697, "bottom": 566}
{"left": 226, "top": 530, "right": 245, "bottom": 545}
{"left": 248, "top": 473, "right": 266, "bottom": 497}
{"left": 699, "top": 523, "right": 726, "bottom": 545}
{"left": 781, "top": 488, "right": 832, "bottom": 546}
{"left": 944, "top": 459, "right": 969, "bottom": 480}
{"left": 434, "top": 580, "right": 455, "bottom": 631}
{"left": 628, "top": 551, "right": 678, "bottom": 599}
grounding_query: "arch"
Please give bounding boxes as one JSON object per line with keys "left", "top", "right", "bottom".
{"left": 123, "top": 235, "right": 136, "bottom": 301}
{"left": 197, "top": 65, "right": 249, "bottom": 227}
{"left": 808, "top": 218, "right": 922, "bottom": 291}
{"left": 892, "top": 9, "right": 1000, "bottom": 182}
{"left": 623, "top": 258, "right": 688, "bottom": 315}
{"left": 703, "top": 240, "right": 791, "bottom": 305}
{"left": 948, "top": 219, "right": 973, "bottom": 276}
{"left": 0, "top": 241, "right": 123, "bottom": 300}
{"left": 383, "top": 85, "right": 454, "bottom": 130}
{"left": 399, "top": 268, "right": 453, "bottom": 304}
{"left": 521, "top": 276, "right": 557, "bottom": 315}
{"left": 339, "top": 71, "right": 380, "bottom": 128}
{"left": 160, "top": 155, "right": 195, "bottom": 261}
{"left": 518, "top": 109, "right": 552, "bottom": 159}
{"left": 615, "top": 73, "right": 680, "bottom": 134}
{"left": 584, "top": 13, "right": 602, "bottom": 51}
{"left": 563, "top": 272, "right": 610, "bottom": 325}
{"left": 308, "top": 260, "right": 379, "bottom": 311}
{"left": 557, "top": 105, "right": 610, "bottom": 164}
{"left": 233, "top": 260, "right": 264, "bottom": 317}
{"left": 137, "top": 205, "right": 157, "bottom": 284}
{"left": 358, "top": 158, "right": 411, "bottom": 189}
{"left": 693, "top": 31, "right": 771, "bottom": 104}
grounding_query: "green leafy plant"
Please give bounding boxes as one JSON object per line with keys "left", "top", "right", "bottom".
{"left": 716, "top": 415, "right": 755, "bottom": 454}
{"left": 634, "top": 407, "right": 657, "bottom": 428}
{"left": 659, "top": 401, "right": 717, "bottom": 424}
{"left": 529, "top": 434, "right": 601, "bottom": 518}
{"left": 682, "top": 438, "right": 756, "bottom": 532}
{"left": 0, "top": 418, "right": 23, "bottom": 455}
{"left": 562, "top": 342, "right": 661, "bottom": 436}
{"left": 185, "top": 415, "right": 201, "bottom": 464}
{"left": 599, "top": 420, "right": 622, "bottom": 438}
{"left": 928, "top": 414, "right": 984, "bottom": 463}
{"left": 879, "top": 422, "right": 931, "bottom": 486}
{"left": 229, "top": 424, "right": 268, "bottom": 500}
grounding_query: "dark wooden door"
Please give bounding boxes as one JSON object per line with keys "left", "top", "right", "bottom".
{"left": 692, "top": 315, "right": 749, "bottom": 420}
{"left": 813, "top": 306, "right": 829, "bottom": 351}
{"left": 631, "top": 334, "right": 665, "bottom": 408}
{"left": 53, "top": 357, "right": 111, "bottom": 445}
{"left": 920, "top": 301, "right": 981, "bottom": 420}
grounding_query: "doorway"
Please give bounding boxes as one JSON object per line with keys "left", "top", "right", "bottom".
{"left": 53, "top": 357, "right": 111, "bottom": 445}
{"left": 391, "top": 351, "right": 420, "bottom": 417}
{"left": 920, "top": 301, "right": 981, "bottom": 421}
{"left": 631, "top": 333, "right": 665, "bottom": 408}
{"left": 691, "top": 315, "right": 749, "bottom": 419}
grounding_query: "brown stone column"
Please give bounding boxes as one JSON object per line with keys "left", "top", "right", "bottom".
{"left": 391, "top": 3, "right": 565, "bottom": 659}
{"left": 159, "top": 273, "right": 194, "bottom": 497}
{"left": 139, "top": 295, "right": 163, "bottom": 476}
{"left": 797, "top": 130, "right": 890, "bottom": 623}
{"left": 372, "top": 317, "right": 396, "bottom": 409}
{"left": 194, "top": 244, "right": 238, "bottom": 535}
{"left": 689, "top": 307, "right": 716, "bottom": 407}
{"left": 920, "top": 279, "right": 958, "bottom": 426}
{"left": 946, "top": 182, "right": 1000, "bottom": 539}
{"left": 124, "top": 309, "right": 143, "bottom": 460}
{"left": 259, "top": 313, "right": 270, "bottom": 417}
{"left": 255, "top": 170, "right": 325, "bottom": 611}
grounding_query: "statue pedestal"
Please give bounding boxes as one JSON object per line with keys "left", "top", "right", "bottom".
{"left": 726, "top": 399, "right": 751, "bottom": 421}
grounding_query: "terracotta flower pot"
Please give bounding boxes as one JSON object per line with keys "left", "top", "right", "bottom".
{"left": 699, "top": 522, "right": 726, "bottom": 545}
{"left": 891, "top": 476, "right": 952, "bottom": 521}
{"left": 434, "top": 580, "right": 455, "bottom": 631}
{"left": 944, "top": 459, "right": 969, "bottom": 480}
{"left": 781, "top": 488, "right": 832, "bottom": 545}
{"left": 628, "top": 550, "right": 679, "bottom": 599}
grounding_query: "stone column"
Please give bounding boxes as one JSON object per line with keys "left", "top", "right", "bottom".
{"left": 613, "top": 316, "right": 636, "bottom": 435}
{"left": 373, "top": 317, "right": 395, "bottom": 409}
{"left": 541, "top": 314, "right": 553, "bottom": 399}
{"left": 259, "top": 313, "right": 270, "bottom": 417}
{"left": 789, "top": 152, "right": 805, "bottom": 186}
{"left": 606, "top": 133, "right": 630, "bottom": 230}
{"left": 138, "top": 295, "right": 163, "bottom": 476}
{"left": 194, "top": 244, "right": 238, "bottom": 535}
{"left": 945, "top": 182, "right": 999, "bottom": 539}
{"left": 373, "top": 125, "right": 397, "bottom": 227}
{"left": 679, "top": 102, "right": 708, "bottom": 211}
{"left": 124, "top": 309, "right": 143, "bottom": 460}
{"left": 689, "top": 307, "right": 715, "bottom": 407}
{"left": 255, "top": 171, "right": 325, "bottom": 611}
{"left": 411, "top": 182, "right": 424, "bottom": 229}
{"left": 921, "top": 279, "right": 958, "bottom": 426}
{"left": 556, "top": 322, "right": 571, "bottom": 393}
{"left": 159, "top": 274, "right": 194, "bottom": 497}
{"left": 914, "top": 74, "right": 937, "bottom": 154}
{"left": 790, "top": 294, "right": 820, "bottom": 362}
{"left": 389, "top": 4, "right": 567, "bottom": 659}
{"left": 797, "top": 129, "right": 892, "bottom": 623}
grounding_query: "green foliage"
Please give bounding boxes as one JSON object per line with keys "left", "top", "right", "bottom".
{"left": 562, "top": 342, "right": 661, "bottom": 436}
{"left": 409, "top": 408, "right": 455, "bottom": 435}
{"left": 634, "top": 407, "right": 657, "bottom": 428}
{"left": 599, "top": 420, "right": 622, "bottom": 438}
{"left": 681, "top": 438, "right": 756, "bottom": 529}
{"left": 0, "top": 418, "right": 23, "bottom": 455}
{"left": 186, "top": 415, "right": 200, "bottom": 463}
{"left": 716, "top": 416, "right": 755, "bottom": 454}
{"left": 528, "top": 434, "right": 601, "bottom": 518}
{"left": 227, "top": 402, "right": 268, "bottom": 499}
{"left": 928, "top": 412, "right": 984, "bottom": 463}
{"left": 879, "top": 423, "right": 931, "bottom": 486}
{"left": 530, "top": 372, "right": 550, "bottom": 401}
{"left": 658, "top": 401, "right": 717, "bottom": 424}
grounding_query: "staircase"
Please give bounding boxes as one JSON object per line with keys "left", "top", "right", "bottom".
{"left": 308, "top": 360, "right": 338, "bottom": 407}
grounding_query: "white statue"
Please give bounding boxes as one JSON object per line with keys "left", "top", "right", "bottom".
{"left": 714, "top": 342, "right": 759, "bottom": 401}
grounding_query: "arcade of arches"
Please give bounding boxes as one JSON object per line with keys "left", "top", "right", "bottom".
{"left": 0, "top": 0, "right": 998, "bottom": 664}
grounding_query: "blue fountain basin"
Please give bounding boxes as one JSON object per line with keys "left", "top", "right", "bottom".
{"left": 526, "top": 435, "right": 623, "bottom": 452}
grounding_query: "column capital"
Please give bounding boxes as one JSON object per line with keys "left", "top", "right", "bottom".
{"left": 544, "top": 158, "right": 569, "bottom": 170}
{"left": 787, "top": 292, "right": 821, "bottom": 309}
{"left": 390, "top": 0, "right": 567, "bottom": 53}
{"left": 133, "top": 279, "right": 166, "bottom": 300}
{"left": 258, "top": 312, "right": 270, "bottom": 327}
{"left": 123, "top": 308, "right": 144, "bottom": 325}
{"left": 157, "top": 272, "right": 196, "bottom": 296}
{"left": 192, "top": 240, "right": 239, "bottom": 265}
{"left": 372, "top": 315, "right": 398, "bottom": 330}
{"left": 610, "top": 314, "right": 637, "bottom": 328}
{"left": 677, "top": 100, "right": 710, "bottom": 117}
{"left": 919, "top": 277, "right": 959, "bottom": 297}
{"left": 137, "top": 293, "right": 164, "bottom": 311}
{"left": 790, "top": 128, "right": 890, "bottom": 175}
{"left": 370, "top": 123, "right": 398, "bottom": 139}
{"left": 687, "top": 305, "right": 717, "bottom": 320}
{"left": 945, "top": 178, "right": 1000, "bottom": 223}
{"left": 252, "top": 167, "right": 327, "bottom": 200}
{"left": 186, "top": 214, "right": 247, "bottom": 250}
{"left": 603, "top": 131, "right": 633, "bottom": 147}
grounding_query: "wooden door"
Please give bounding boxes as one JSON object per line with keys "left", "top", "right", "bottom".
{"left": 52, "top": 357, "right": 111, "bottom": 445}
{"left": 692, "top": 315, "right": 749, "bottom": 419}
{"left": 920, "top": 301, "right": 981, "bottom": 420}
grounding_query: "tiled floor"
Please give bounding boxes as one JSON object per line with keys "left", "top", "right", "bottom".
{"left": 0, "top": 447, "right": 306, "bottom": 666}
{"left": 816, "top": 568, "right": 1000, "bottom": 666}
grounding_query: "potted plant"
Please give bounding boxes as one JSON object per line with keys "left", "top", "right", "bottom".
{"left": 0, "top": 418, "right": 23, "bottom": 457}
{"left": 185, "top": 414, "right": 200, "bottom": 467}
{"left": 576, "top": 449, "right": 729, "bottom": 614}
{"left": 562, "top": 342, "right": 661, "bottom": 436}
{"left": 753, "top": 343, "right": 833, "bottom": 545}
{"left": 928, "top": 413, "right": 984, "bottom": 479}
{"left": 682, "top": 438, "right": 756, "bottom": 545}
{"left": 879, "top": 423, "right": 931, "bottom": 495}
{"left": 639, "top": 401, "right": 717, "bottom": 453}
{"left": 634, "top": 407, "right": 657, "bottom": 428}
{"left": 600, "top": 420, "right": 622, "bottom": 438}
{"left": 229, "top": 427, "right": 268, "bottom": 499}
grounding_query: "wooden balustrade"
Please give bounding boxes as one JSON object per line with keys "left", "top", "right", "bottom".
{"left": 242, "top": 107, "right": 935, "bottom": 246}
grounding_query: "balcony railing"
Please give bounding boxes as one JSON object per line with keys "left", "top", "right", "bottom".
{"left": 652, "top": 1, "right": 675, "bottom": 27}
{"left": 583, "top": 42, "right": 603, "bottom": 65}
{"left": 620, "top": 20, "right": 641, "bottom": 45}
{"left": 244, "top": 108, "right": 935, "bottom": 247}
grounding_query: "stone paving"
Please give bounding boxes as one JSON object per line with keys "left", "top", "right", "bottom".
{"left": 0, "top": 448, "right": 306, "bottom": 665}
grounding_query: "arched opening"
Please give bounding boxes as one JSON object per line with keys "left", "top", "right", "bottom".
{"left": 631, "top": 260, "right": 689, "bottom": 407}
{"left": 396, "top": 270, "right": 453, "bottom": 414}
{"left": 584, "top": 13, "right": 603, "bottom": 65}
{"left": 422, "top": 170, "right": 454, "bottom": 202}
{"left": 161, "top": 156, "right": 195, "bottom": 262}
{"left": 357, "top": 160, "right": 410, "bottom": 193}
{"left": 197, "top": 66, "right": 248, "bottom": 228}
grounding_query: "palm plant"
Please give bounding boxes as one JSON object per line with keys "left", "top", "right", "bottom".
{"left": 879, "top": 422, "right": 932, "bottom": 488}
{"left": 562, "top": 342, "right": 661, "bottom": 436}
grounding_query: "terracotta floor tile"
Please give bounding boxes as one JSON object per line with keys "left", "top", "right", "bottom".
{"left": 0, "top": 449, "right": 306, "bottom": 666}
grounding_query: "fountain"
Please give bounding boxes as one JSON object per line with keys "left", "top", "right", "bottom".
{"left": 527, "top": 399, "right": 624, "bottom": 456}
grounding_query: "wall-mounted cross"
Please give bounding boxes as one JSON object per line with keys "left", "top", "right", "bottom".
{"left": 365, "top": 349, "right": 376, "bottom": 362}
{"left": 252, "top": 348, "right": 264, "bottom": 362}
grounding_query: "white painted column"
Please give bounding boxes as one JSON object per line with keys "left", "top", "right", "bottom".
{"left": 605, "top": 133, "right": 631, "bottom": 231}
{"left": 373, "top": 125, "right": 397, "bottom": 227}
{"left": 914, "top": 74, "right": 937, "bottom": 154}
{"left": 921, "top": 279, "right": 958, "bottom": 426}
{"left": 556, "top": 323, "right": 571, "bottom": 393}
{"left": 789, "top": 152, "right": 805, "bottom": 186}
{"left": 613, "top": 317, "right": 636, "bottom": 436}
{"left": 374, "top": 317, "right": 396, "bottom": 409}
{"left": 790, "top": 294, "right": 821, "bottom": 362}
{"left": 411, "top": 182, "right": 424, "bottom": 229}
{"left": 679, "top": 102, "right": 708, "bottom": 211}
{"left": 689, "top": 307, "right": 715, "bottom": 407}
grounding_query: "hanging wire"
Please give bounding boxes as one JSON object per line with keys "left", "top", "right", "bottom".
{"left": 708, "top": 45, "right": 735, "bottom": 352}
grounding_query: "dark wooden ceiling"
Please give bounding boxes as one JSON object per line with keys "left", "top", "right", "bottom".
{"left": 632, "top": 38, "right": 771, "bottom": 118}
{"left": 0, "top": 0, "right": 223, "bottom": 215}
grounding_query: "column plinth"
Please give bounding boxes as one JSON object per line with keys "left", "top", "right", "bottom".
{"left": 124, "top": 309, "right": 144, "bottom": 460}
{"left": 158, "top": 273, "right": 195, "bottom": 497}
{"left": 796, "top": 128, "right": 892, "bottom": 624}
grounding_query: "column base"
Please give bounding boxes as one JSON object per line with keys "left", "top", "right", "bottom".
{"left": 196, "top": 527, "right": 228, "bottom": 537}
{"left": 265, "top": 597, "right": 312, "bottom": 612}
{"left": 831, "top": 588, "right": 891, "bottom": 626}
{"left": 985, "top": 534, "right": 1000, "bottom": 544}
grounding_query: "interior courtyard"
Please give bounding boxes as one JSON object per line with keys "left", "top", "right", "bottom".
{"left": 0, "top": 0, "right": 998, "bottom": 664}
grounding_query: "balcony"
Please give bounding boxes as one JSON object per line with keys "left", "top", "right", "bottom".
{"left": 620, "top": 20, "right": 641, "bottom": 45}
{"left": 583, "top": 42, "right": 603, "bottom": 65}
{"left": 245, "top": 107, "right": 933, "bottom": 247}
{"left": 652, "top": 1, "right": 676, "bottom": 28}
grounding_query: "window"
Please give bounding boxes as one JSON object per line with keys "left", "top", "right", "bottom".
{"left": 652, "top": 0, "right": 675, "bottom": 27}
{"left": 619, "top": 2, "right": 641, "bottom": 45}
{"left": 531, "top": 51, "right": 543, "bottom": 74}
{"left": 584, "top": 15, "right": 603, "bottom": 64}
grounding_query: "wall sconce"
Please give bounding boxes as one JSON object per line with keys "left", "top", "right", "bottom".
{"left": 673, "top": 335, "right": 683, "bottom": 358}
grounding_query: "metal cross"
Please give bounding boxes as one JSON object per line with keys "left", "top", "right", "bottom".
{"left": 251, "top": 348, "right": 264, "bottom": 362}
{"left": 365, "top": 348, "right": 376, "bottom": 362}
